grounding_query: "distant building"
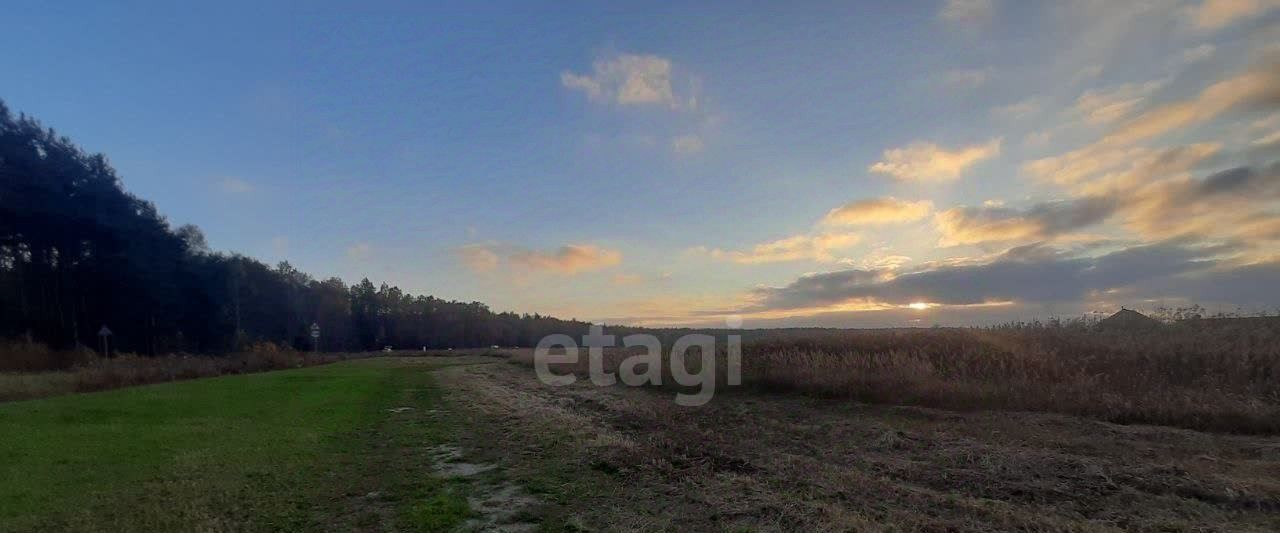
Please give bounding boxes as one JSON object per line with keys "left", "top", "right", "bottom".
{"left": 1097, "top": 308, "right": 1162, "bottom": 331}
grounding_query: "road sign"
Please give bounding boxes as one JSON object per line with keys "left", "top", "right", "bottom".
{"left": 98, "top": 325, "right": 113, "bottom": 357}
{"left": 309, "top": 323, "right": 320, "bottom": 339}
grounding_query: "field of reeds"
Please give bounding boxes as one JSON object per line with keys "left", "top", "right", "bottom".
{"left": 510, "top": 318, "right": 1280, "bottom": 434}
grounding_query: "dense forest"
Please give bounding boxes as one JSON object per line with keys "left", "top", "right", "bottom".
{"left": 0, "top": 100, "right": 596, "bottom": 354}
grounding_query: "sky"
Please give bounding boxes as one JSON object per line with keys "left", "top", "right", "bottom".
{"left": 5, "top": 0, "right": 1280, "bottom": 328}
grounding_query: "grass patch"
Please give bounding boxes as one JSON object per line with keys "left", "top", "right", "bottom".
{"left": 0, "top": 357, "right": 481, "bottom": 532}
{"left": 403, "top": 489, "right": 473, "bottom": 532}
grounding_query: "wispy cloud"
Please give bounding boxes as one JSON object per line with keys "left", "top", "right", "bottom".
{"left": 1180, "top": 44, "right": 1217, "bottom": 65}
{"left": 1122, "top": 162, "right": 1280, "bottom": 243}
{"left": 562, "top": 53, "right": 693, "bottom": 110}
{"left": 869, "top": 138, "right": 1002, "bottom": 182}
{"left": 458, "top": 243, "right": 500, "bottom": 273}
{"left": 511, "top": 244, "right": 622, "bottom": 274}
{"left": 821, "top": 198, "right": 933, "bottom": 226}
{"left": 459, "top": 243, "right": 622, "bottom": 276}
{"left": 934, "top": 197, "right": 1117, "bottom": 247}
{"left": 1102, "top": 61, "right": 1280, "bottom": 147}
{"left": 700, "top": 232, "right": 862, "bottom": 264}
{"left": 1186, "top": 0, "right": 1279, "bottom": 31}
{"left": 991, "top": 98, "right": 1040, "bottom": 120}
{"left": 1075, "top": 79, "right": 1167, "bottom": 125}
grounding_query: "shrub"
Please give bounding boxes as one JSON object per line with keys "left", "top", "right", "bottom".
{"left": 0, "top": 340, "right": 377, "bottom": 402}
{"left": 0, "top": 337, "right": 95, "bottom": 372}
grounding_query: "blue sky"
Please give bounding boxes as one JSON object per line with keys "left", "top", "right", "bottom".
{"left": 6, "top": 1, "right": 1280, "bottom": 326}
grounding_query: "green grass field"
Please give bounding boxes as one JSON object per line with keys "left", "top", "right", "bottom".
{"left": 0, "top": 358, "right": 475, "bottom": 532}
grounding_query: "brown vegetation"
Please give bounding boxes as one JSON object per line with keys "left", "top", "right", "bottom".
{"left": 0, "top": 339, "right": 373, "bottom": 402}
{"left": 744, "top": 322, "right": 1280, "bottom": 433}
{"left": 510, "top": 319, "right": 1280, "bottom": 434}
{"left": 441, "top": 359, "right": 1280, "bottom": 531}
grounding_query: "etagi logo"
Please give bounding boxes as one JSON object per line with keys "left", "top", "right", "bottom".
{"left": 533, "top": 320, "right": 743, "bottom": 406}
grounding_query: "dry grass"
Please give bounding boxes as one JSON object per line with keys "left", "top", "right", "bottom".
{"left": 0, "top": 340, "right": 374, "bottom": 402}
{"left": 744, "top": 322, "right": 1280, "bottom": 433}
{"left": 440, "top": 360, "right": 1280, "bottom": 532}
{"left": 0, "top": 338, "right": 97, "bottom": 373}
{"left": 506, "top": 320, "right": 1280, "bottom": 434}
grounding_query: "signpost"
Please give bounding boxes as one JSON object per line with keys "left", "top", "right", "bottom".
{"left": 97, "top": 325, "right": 113, "bottom": 357}
{"left": 309, "top": 323, "right": 321, "bottom": 353}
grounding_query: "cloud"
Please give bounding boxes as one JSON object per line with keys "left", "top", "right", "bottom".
{"left": 747, "top": 242, "right": 1228, "bottom": 311}
{"left": 509, "top": 244, "right": 623, "bottom": 275}
{"left": 1102, "top": 61, "right": 1280, "bottom": 147}
{"left": 821, "top": 198, "right": 933, "bottom": 226}
{"left": 458, "top": 243, "right": 622, "bottom": 276}
{"left": 939, "top": 0, "right": 995, "bottom": 25}
{"left": 992, "top": 98, "right": 1040, "bottom": 120}
{"left": 869, "top": 138, "right": 1001, "bottom": 182}
{"left": 1137, "top": 258, "right": 1280, "bottom": 306}
{"left": 934, "top": 197, "right": 1118, "bottom": 246}
{"left": 1026, "top": 148, "right": 1280, "bottom": 247}
{"left": 560, "top": 72, "right": 603, "bottom": 100}
{"left": 217, "top": 177, "right": 254, "bottom": 194}
{"left": 1253, "top": 129, "right": 1280, "bottom": 147}
{"left": 1025, "top": 142, "right": 1222, "bottom": 189}
{"left": 942, "top": 68, "right": 993, "bottom": 89}
{"left": 1029, "top": 59, "right": 1280, "bottom": 195}
{"left": 1075, "top": 79, "right": 1168, "bottom": 125}
{"left": 703, "top": 232, "right": 862, "bottom": 264}
{"left": 1180, "top": 44, "right": 1217, "bottom": 65}
{"left": 458, "top": 244, "right": 500, "bottom": 273}
{"left": 1186, "top": 0, "right": 1279, "bottom": 30}
{"left": 840, "top": 247, "right": 914, "bottom": 271}
{"left": 670, "top": 134, "right": 705, "bottom": 154}
{"left": 562, "top": 53, "right": 688, "bottom": 109}
{"left": 1122, "top": 161, "right": 1280, "bottom": 242}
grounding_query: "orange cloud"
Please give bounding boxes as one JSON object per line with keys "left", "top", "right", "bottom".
{"left": 1187, "top": 0, "right": 1278, "bottom": 30}
{"left": 457, "top": 244, "right": 499, "bottom": 273}
{"left": 869, "top": 138, "right": 1001, "bottom": 182}
{"left": 1075, "top": 79, "right": 1167, "bottom": 125}
{"left": 458, "top": 243, "right": 622, "bottom": 276}
{"left": 703, "top": 232, "right": 862, "bottom": 264}
{"left": 1103, "top": 62, "right": 1280, "bottom": 147}
{"left": 821, "top": 198, "right": 933, "bottom": 226}
{"left": 509, "top": 244, "right": 622, "bottom": 275}
{"left": 934, "top": 198, "right": 1118, "bottom": 247}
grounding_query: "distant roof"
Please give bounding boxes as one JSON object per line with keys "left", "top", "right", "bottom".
{"left": 1098, "top": 309, "right": 1162, "bottom": 330}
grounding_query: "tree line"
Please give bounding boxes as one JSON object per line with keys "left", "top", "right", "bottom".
{"left": 0, "top": 99, "right": 596, "bottom": 355}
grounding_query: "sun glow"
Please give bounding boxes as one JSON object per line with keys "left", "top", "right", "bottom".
{"left": 908, "top": 302, "right": 931, "bottom": 310}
